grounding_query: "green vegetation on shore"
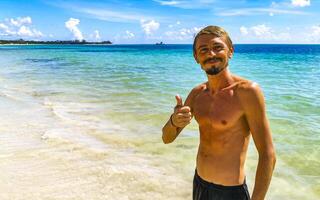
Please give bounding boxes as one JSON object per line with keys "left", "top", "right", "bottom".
{"left": 0, "top": 39, "right": 112, "bottom": 45}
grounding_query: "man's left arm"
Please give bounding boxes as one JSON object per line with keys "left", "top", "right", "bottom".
{"left": 239, "top": 83, "right": 276, "bottom": 200}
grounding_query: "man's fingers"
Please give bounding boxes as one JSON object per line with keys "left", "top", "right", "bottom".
{"left": 175, "top": 94, "right": 183, "bottom": 107}
{"left": 175, "top": 114, "right": 192, "bottom": 124}
{"left": 177, "top": 120, "right": 191, "bottom": 126}
{"left": 179, "top": 106, "right": 191, "bottom": 113}
{"left": 175, "top": 106, "right": 191, "bottom": 114}
{"left": 180, "top": 118, "right": 192, "bottom": 123}
{"left": 176, "top": 112, "right": 192, "bottom": 118}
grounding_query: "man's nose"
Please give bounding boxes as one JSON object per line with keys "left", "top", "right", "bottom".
{"left": 208, "top": 49, "right": 216, "bottom": 57}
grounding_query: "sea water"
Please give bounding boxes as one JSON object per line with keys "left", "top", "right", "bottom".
{"left": 0, "top": 44, "right": 319, "bottom": 199}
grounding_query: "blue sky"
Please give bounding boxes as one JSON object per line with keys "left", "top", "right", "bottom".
{"left": 0, "top": 0, "right": 319, "bottom": 44}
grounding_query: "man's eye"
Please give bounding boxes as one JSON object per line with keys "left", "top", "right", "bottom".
{"left": 214, "top": 46, "right": 223, "bottom": 51}
{"left": 200, "top": 48, "right": 208, "bottom": 53}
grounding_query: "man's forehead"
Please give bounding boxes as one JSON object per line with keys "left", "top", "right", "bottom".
{"left": 196, "top": 34, "right": 227, "bottom": 48}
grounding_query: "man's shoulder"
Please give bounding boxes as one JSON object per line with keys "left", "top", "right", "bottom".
{"left": 185, "top": 82, "right": 206, "bottom": 105}
{"left": 237, "top": 81, "right": 262, "bottom": 96}
{"left": 235, "top": 79, "right": 265, "bottom": 109}
{"left": 189, "top": 82, "right": 207, "bottom": 97}
{"left": 231, "top": 75, "right": 261, "bottom": 95}
{"left": 193, "top": 82, "right": 207, "bottom": 92}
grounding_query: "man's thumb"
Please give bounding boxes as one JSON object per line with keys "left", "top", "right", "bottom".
{"left": 175, "top": 94, "right": 183, "bottom": 106}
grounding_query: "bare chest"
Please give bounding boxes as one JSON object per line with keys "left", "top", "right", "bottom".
{"left": 193, "top": 90, "right": 243, "bottom": 130}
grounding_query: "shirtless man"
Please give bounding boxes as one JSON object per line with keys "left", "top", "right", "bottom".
{"left": 162, "top": 26, "right": 276, "bottom": 200}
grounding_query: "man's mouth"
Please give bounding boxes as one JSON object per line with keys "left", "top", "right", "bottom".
{"left": 204, "top": 57, "right": 223, "bottom": 65}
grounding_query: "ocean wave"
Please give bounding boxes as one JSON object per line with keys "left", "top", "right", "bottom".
{"left": 42, "top": 98, "right": 127, "bottom": 133}
{"left": 41, "top": 128, "right": 109, "bottom": 153}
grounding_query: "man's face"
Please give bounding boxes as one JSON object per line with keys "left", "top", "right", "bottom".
{"left": 194, "top": 34, "right": 233, "bottom": 76}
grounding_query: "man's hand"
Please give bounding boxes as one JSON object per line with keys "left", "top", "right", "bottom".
{"left": 171, "top": 95, "right": 192, "bottom": 128}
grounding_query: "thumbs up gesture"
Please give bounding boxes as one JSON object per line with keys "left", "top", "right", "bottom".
{"left": 171, "top": 95, "right": 192, "bottom": 128}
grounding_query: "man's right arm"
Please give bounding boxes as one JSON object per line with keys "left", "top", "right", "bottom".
{"left": 161, "top": 115, "right": 184, "bottom": 144}
{"left": 162, "top": 87, "right": 198, "bottom": 144}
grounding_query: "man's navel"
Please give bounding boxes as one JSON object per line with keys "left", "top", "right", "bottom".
{"left": 221, "top": 120, "right": 227, "bottom": 125}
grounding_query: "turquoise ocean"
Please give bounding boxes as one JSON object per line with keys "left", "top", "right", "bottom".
{"left": 0, "top": 44, "right": 319, "bottom": 199}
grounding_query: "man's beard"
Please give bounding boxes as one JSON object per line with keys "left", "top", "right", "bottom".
{"left": 203, "top": 57, "right": 225, "bottom": 75}
{"left": 205, "top": 66, "right": 225, "bottom": 75}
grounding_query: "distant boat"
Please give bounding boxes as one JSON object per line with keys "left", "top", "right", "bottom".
{"left": 155, "top": 42, "right": 164, "bottom": 45}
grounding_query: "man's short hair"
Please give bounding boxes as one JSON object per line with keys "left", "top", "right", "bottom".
{"left": 193, "top": 26, "right": 233, "bottom": 54}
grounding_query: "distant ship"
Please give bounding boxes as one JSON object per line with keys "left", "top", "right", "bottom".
{"left": 155, "top": 41, "right": 164, "bottom": 45}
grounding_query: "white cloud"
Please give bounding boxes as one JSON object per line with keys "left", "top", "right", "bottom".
{"left": 0, "top": 16, "right": 43, "bottom": 38}
{"left": 0, "top": 23, "right": 9, "bottom": 31}
{"left": 17, "top": 26, "right": 43, "bottom": 37}
{"left": 311, "top": 25, "right": 320, "bottom": 35}
{"left": 240, "top": 26, "right": 248, "bottom": 35}
{"left": 251, "top": 24, "right": 272, "bottom": 36}
{"left": 291, "top": 0, "right": 310, "bottom": 7}
{"left": 238, "top": 24, "right": 320, "bottom": 44}
{"left": 17, "top": 26, "right": 33, "bottom": 37}
{"left": 140, "top": 20, "right": 160, "bottom": 35}
{"left": 0, "top": 22, "right": 15, "bottom": 36}
{"left": 168, "top": 21, "right": 181, "bottom": 28}
{"left": 124, "top": 30, "right": 135, "bottom": 39}
{"left": 298, "top": 25, "right": 320, "bottom": 43}
{"left": 9, "top": 16, "right": 32, "bottom": 27}
{"left": 65, "top": 18, "right": 84, "bottom": 41}
{"left": 309, "top": 25, "right": 320, "bottom": 41}
{"left": 89, "top": 30, "right": 101, "bottom": 42}
{"left": 239, "top": 24, "right": 292, "bottom": 42}
{"left": 217, "top": 8, "right": 307, "bottom": 16}
{"left": 94, "top": 30, "right": 101, "bottom": 40}
{"left": 113, "top": 30, "right": 136, "bottom": 43}
{"left": 164, "top": 26, "right": 202, "bottom": 40}
{"left": 155, "top": 0, "right": 180, "bottom": 6}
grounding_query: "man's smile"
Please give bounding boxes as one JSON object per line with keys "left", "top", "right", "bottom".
{"left": 204, "top": 57, "right": 223, "bottom": 65}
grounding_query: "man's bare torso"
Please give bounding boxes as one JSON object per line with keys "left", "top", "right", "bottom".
{"left": 191, "top": 76, "right": 252, "bottom": 186}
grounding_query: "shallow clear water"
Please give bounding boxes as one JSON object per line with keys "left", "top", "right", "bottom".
{"left": 0, "top": 44, "right": 319, "bottom": 199}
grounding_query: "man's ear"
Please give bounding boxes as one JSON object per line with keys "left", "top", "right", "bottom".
{"left": 193, "top": 52, "right": 199, "bottom": 63}
{"left": 228, "top": 46, "right": 234, "bottom": 59}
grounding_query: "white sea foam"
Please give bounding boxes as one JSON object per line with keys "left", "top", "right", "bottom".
{"left": 43, "top": 97, "right": 127, "bottom": 133}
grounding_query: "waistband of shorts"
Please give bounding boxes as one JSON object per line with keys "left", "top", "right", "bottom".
{"left": 194, "top": 169, "right": 246, "bottom": 190}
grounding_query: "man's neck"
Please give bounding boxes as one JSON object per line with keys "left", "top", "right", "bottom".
{"left": 206, "top": 67, "right": 234, "bottom": 95}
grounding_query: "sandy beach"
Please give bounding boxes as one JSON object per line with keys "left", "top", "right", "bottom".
{"left": 0, "top": 85, "right": 193, "bottom": 200}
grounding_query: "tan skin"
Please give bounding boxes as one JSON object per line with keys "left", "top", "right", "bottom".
{"left": 162, "top": 34, "right": 276, "bottom": 200}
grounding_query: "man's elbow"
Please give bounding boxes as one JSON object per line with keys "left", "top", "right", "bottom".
{"left": 162, "top": 128, "right": 172, "bottom": 144}
{"left": 162, "top": 137, "right": 172, "bottom": 144}
{"left": 162, "top": 133, "right": 173, "bottom": 144}
{"left": 259, "top": 150, "right": 277, "bottom": 167}
{"left": 269, "top": 151, "right": 276, "bottom": 169}
{"left": 162, "top": 134, "right": 173, "bottom": 144}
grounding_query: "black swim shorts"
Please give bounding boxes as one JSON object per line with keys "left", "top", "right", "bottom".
{"left": 193, "top": 170, "right": 250, "bottom": 200}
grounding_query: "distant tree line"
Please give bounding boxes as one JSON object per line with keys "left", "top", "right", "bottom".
{"left": 0, "top": 39, "right": 112, "bottom": 45}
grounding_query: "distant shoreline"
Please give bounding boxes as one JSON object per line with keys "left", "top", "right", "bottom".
{"left": 0, "top": 39, "right": 112, "bottom": 45}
